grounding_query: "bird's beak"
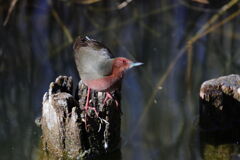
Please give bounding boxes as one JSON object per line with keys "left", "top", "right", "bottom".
{"left": 129, "top": 62, "right": 144, "bottom": 68}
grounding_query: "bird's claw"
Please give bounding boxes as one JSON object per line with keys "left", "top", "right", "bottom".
{"left": 88, "top": 106, "right": 99, "bottom": 117}
{"left": 103, "top": 92, "right": 119, "bottom": 107}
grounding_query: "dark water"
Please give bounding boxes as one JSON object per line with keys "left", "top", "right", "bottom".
{"left": 1, "top": 0, "right": 240, "bottom": 159}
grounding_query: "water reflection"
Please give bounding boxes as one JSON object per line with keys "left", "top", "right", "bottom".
{"left": 0, "top": 0, "right": 240, "bottom": 159}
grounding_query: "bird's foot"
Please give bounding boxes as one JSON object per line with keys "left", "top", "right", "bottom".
{"left": 103, "top": 92, "right": 119, "bottom": 107}
{"left": 82, "top": 105, "right": 99, "bottom": 132}
{"left": 86, "top": 105, "right": 99, "bottom": 117}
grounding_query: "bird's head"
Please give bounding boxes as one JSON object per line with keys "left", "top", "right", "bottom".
{"left": 112, "top": 57, "right": 143, "bottom": 75}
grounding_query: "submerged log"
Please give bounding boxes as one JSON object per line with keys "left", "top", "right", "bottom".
{"left": 40, "top": 76, "right": 121, "bottom": 159}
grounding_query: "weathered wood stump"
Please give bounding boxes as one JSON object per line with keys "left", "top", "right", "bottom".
{"left": 200, "top": 74, "right": 240, "bottom": 131}
{"left": 40, "top": 76, "right": 121, "bottom": 159}
{"left": 199, "top": 74, "right": 240, "bottom": 160}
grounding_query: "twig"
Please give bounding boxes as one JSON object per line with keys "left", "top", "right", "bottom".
{"left": 51, "top": 9, "right": 73, "bottom": 43}
{"left": 140, "top": 21, "right": 161, "bottom": 37}
{"left": 192, "top": 0, "right": 209, "bottom": 4}
{"left": 72, "top": 0, "right": 102, "bottom": 5}
{"left": 186, "top": 42, "right": 193, "bottom": 88}
{"left": 190, "top": 8, "right": 240, "bottom": 44}
{"left": 140, "top": 3, "right": 179, "bottom": 19}
{"left": 117, "top": 0, "right": 133, "bottom": 10}
{"left": 3, "top": 0, "right": 18, "bottom": 26}
{"left": 196, "top": 0, "right": 239, "bottom": 35}
{"left": 179, "top": 0, "right": 214, "bottom": 12}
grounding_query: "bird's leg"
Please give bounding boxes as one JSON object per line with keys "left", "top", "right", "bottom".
{"left": 84, "top": 87, "right": 99, "bottom": 117}
{"left": 84, "top": 87, "right": 91, "bottom": 110}
{"left": 103, "top": 92, "right": 119, "bottom": 107}
{"left": 83, "top": 87, "right": 100, "bottom": 132}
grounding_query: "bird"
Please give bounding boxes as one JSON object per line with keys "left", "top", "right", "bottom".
{"left": 73, "top": 36, "right": 143, "bottom": 112}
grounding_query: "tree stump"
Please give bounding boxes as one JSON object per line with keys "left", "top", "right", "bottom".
{"left": 199, "top": 74, "right": 240, "bottom": 131}
{"left": 199, "top": 74, "right": 240, "bottom": 160}
{"left": 40, "top": 76, "right": 121, "bottom": 159}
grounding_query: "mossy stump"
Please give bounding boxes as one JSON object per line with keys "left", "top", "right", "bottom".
{"left": 40, "top": 76, "right": 121, "bottom": 159}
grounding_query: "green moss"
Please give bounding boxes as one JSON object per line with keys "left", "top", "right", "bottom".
{"left": 203, "top": 144, "right": 233, "bottom": 160}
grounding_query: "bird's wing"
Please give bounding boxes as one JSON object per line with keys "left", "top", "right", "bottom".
{"left": 73, "top": 37, "right": 113, "bottom": 80}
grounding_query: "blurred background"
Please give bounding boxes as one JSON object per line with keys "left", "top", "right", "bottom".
{"left": 0, "top": 0, "right": 240, "bottom": 159}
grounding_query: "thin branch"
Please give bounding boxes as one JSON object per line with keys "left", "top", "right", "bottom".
{"left": 190, "top": 8, "right": 240, "bottom": 44}
{"left": 139, "top": 21, "right": 161, "bottom": 38}
{"left": 186, "top": 42, "right": 193, "bottom": 88}
{"left": 72, "top": 0, "right": 102, "bottom": 5}
{"left": 179, "top": 0, "right": 214, "bottom": 12}
{"left": 118, "top": 0, "right": 133, "bottom": 10}
{"left": 3, "top": 0, "right": 18, "bottom": 26}
{"left": 196, "top": 0, "right": 239, "bottom": 35}
{"left": 51, "top": 9, "right": 73, "bottom": 43}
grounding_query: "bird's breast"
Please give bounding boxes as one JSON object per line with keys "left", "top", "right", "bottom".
{"left": 83, "top": 75, "right": 121, "bottom": 92}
